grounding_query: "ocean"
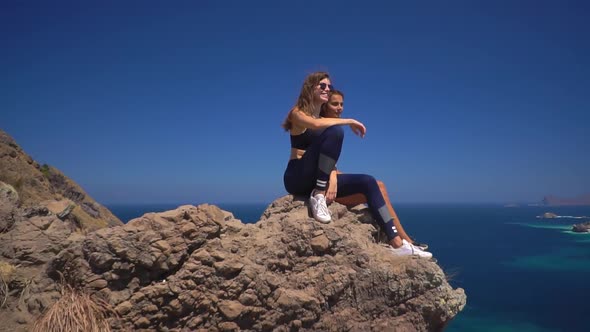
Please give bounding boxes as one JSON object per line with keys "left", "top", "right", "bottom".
{"left": 106, "top": 203, "right": 590, "bottom": 331}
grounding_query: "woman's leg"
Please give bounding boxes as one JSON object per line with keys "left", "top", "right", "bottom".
{"left": 284, "top": 126, "right": 344, "bottom": 223}
{"left": 336, "top": 174, "right": 432, "bottom": 259}
{"left": 336, "top": 174, "right": 403, "bottom": 247}
{"left": 284, "top": 126, "right": 345, "bottom": 195}
{"left": 335, "top": 181, "right": 413, "bottom": 243}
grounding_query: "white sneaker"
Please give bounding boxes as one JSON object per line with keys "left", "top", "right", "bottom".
{"left": 309, "top": 191, "right": 331, "bottom": 224}
{"left": 387, "top": 239, "right": 433, "bottom": 259}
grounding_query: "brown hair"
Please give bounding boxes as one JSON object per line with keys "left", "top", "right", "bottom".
{"left": 320, "top": 89, "right": 344, "bottom": 118}
{"left": 281, "top": 71, "right": 330, "bottom": 131}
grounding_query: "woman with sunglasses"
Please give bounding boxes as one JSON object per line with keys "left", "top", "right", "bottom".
{"left": 282, "top": 72, "right": 431, "bottom": 258}
{"left": 321, "top": 90, "right": 428, "bottom": 250}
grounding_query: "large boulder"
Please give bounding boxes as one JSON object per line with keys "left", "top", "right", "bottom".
{"left": 0, "top": 182, "right": 19, "bottom": 232}
{"left": 28, "top": 196, "right": 465, "bottom": 332}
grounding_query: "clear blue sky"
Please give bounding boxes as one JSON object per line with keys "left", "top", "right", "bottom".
{"left": 1, "top": 0, "right": 589, "bottom": 204}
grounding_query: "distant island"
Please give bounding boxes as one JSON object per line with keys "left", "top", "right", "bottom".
{"left": 503, "top": 203, "right": 519, "bottom": 207}
{"left": 503, "top": 203, "right": 542, "bottom": 208}
{"left": 536, "top": 212, "right": 589, "bottom": 219}
{"left": 572, "top": 221, "right": 590, "bottom": 233}
{"left": 542, "top": 194, "right": 590, "bottom": 206}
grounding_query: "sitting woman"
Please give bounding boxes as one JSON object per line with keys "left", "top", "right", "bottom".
{"left": 282, "top": 71, "right": 431, "bottom": 258}
{"left": 321, "top": 90, "right": 428, "bottom": 250}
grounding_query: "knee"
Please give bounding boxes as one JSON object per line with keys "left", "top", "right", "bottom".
{"left": 324, "top": 125, "right": 344, "bottom": 140}
{"left": 359, "top": 174, "right": 378, "bottom": 190}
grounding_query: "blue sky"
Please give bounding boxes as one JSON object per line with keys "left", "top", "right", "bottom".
{"left": 1, "top": 0, "right": 589, "bottom": 204}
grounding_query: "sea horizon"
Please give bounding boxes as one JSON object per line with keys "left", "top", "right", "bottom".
{"left": 105, "top": 201, "right": 582, "bottom": 223}
{"left": 106, "top": 202, "right": 511, "bottom": 226}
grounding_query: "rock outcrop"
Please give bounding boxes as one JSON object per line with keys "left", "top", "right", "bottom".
{"left": 2, "top": 195, "right": 465, "bottom": 331}
{"left": 0, "top": 130, "right": 121, "bottom": 229}
{"left": 537, "top": 212, "right": 558, "bottom": 219}
{"left": 0, "top": 129, "right": 466, "bottom": 331}
{"left": 572, "top": 221, "right": 590, "bottom": 233}
{"left": 1, "top": 130, "right": 122, "bottom": 330}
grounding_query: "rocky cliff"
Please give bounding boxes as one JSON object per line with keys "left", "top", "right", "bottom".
{"left": 0, "top": 130, "right": 466, "bottom": 331}
{"left": 1, "top": 193, "right": 466, "bottom": 331}
{"left": 0, "top": 130, "right": 123, "bottom": 331}
{"left": 0, "top": 130, "right": 122, "bottom": 230}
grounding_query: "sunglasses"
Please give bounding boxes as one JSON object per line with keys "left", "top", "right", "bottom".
{"left": 318, "top": 83, "right": 334, "bottom": 91}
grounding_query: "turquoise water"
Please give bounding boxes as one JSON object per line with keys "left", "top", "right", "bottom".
{"left": 107, "top": 203, "right": 590, "bottom": 331}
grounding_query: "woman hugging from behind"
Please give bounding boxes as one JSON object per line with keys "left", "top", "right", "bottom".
{"left": 282, "top": 72, "right": 431, "bottom": 258}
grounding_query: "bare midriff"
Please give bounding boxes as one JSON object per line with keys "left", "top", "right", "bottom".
{"left": 290, "top": 148, "right": 305, "bottom": 160}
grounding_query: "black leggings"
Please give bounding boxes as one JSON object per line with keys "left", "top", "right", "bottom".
{"left": 284, "top": 125, "right": 399, "bottom": 240}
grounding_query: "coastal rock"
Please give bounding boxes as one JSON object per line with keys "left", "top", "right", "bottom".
{"left": 0, "top": 182, "right": 19, "bottom": 232}
{"left": 0, "top": 129, "right": 466, "bottom": 331}
{"left": 0, "top": 130, "right": 123, "bottom": 331}
{"left": 0, "top": 130, "right": 121, "bottom": 228}
{"left": 1, "top": 195, "right": 467, "bottom": 331}
{"left": 37, "top": 197, "right": 464, "bottom": 331}
{"left": 538, "top": 212, "right": 558, "bottom": 219}
{"left": 572, "top": 221, "right": 590, "bottom": 233}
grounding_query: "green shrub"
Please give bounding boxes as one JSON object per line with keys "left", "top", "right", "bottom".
{"left": 40, "top": 164, "right": 51, "bottom": 178}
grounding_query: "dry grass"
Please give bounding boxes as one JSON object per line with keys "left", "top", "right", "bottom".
{"left": 0, "top": 281, "right": 7, "bottom": 308}
{"left": 71, "top": 205, "right": 109, "bottom": 231}
{"left": 0, "top": 174, "right": 18, "bottom": 189}
{"left": 0, "top": 261, "right": 17, "bottom": 308}
{"left": 32, "top": 282, "right": 117, "bottom": 332}
{"left": 18, "top": 277, "right": 33, "bottom": 306}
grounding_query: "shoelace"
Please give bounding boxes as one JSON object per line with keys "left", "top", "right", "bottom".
{"left": 317, "top": 195, "right": 330, "bottom": 217}
{"left": 410, "top": 243, "right": 426, "bottom": 252}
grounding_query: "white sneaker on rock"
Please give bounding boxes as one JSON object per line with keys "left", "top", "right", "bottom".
{"left": 309, "top": 191, "right": 331, "bottom": 224}
{"left": 387, "top": 239, "right": 433, "bottom": 259}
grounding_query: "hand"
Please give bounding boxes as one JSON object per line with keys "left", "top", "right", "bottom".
{"left": 349, "top": 119, "right": 366, "bottom": 138}
{"left": 326, "top": 177, "right": 338, "bottom": 203}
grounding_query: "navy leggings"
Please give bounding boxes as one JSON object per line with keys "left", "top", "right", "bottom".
{"left": 284, "top": 125, "right": 399, "bottom": 240}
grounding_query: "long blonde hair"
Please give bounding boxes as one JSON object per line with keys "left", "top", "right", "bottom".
{"left": 281, "top": 71, "right": 330, "bottom": 131}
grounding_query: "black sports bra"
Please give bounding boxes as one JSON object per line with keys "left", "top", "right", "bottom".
{"left": 290, "top": 129, "right": 319, "bottom": 150}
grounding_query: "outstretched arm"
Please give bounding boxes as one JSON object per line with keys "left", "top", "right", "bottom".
{"left": 289, "top": 109, "right": 366, "bottom": 137}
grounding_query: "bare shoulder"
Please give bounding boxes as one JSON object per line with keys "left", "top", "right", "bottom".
{"left": 290, "top": 123, "right": 306, "bottom": 135}
{"left": 290, "top": 107, "right": 311, "bottom": 121}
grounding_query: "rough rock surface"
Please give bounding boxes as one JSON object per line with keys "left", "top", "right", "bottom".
{"left": 0, "top": 130, "right": 122, "bottom": 330}
{"left": 572, "top": 221, "right": 590, "bottom": 233}
{"left": 36, "top": 196, "right": 463, "bottom": 331}
{"left": 0, "top": 129, "right": 121, "bottom": 229}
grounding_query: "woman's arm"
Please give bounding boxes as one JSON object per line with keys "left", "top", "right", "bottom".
{"left": 326, "top": 169, "right": 339, "bottom": 203}
{"left": 290, "top": 109, "right": 366, "bottom": 137}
